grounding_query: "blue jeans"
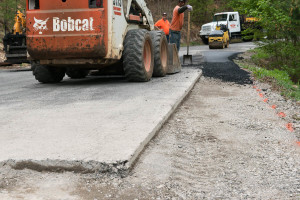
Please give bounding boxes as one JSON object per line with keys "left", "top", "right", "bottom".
{"left": 166, "top": 35, "right": 170, "bottom": 43}
{"left": 170, "top": 30, "right": 181, "bottom": 51}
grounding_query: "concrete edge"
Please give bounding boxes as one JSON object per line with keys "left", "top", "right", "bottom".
{"left": 0, "top": 159, "right": 128, "bottom": 176}
{"left": 126, "top": 70, "right": 203, "bottom": 170}
{"left": 1, "top": 70, "right": 203, "bottom": 176}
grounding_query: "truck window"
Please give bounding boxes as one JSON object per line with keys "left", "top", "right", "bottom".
{"left": 229, "top": 14, "right": 237, "bottom": 21}
{"left": 213, "top": 14, "right": 227, "bottom": 22}
{"left": 28, "top": 0, "right": 40, "bottom": 10}
{"left": 89, "top": 0, "right": 103, "bottom": 8}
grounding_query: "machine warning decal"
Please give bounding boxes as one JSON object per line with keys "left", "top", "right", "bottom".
{"left": 113, "top": 0, "right": 122, "bottom": 16}
{"left": 33, "top": 17, "right": 49, "bottom": 35}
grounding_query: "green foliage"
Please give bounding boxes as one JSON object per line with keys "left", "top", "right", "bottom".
{"left": 189, "top": 0, "right": 214, "bottom": 24}
{"left": 242, "top": 28, "right": 255, "bottom": 41}
{"left": 251, "top": 48, "right": 270, "bottom": 62}
{"left": 189, "top": 0, "right": 231, "bottom": 25}
{"left": 252, "top": 42, "right": 300, "bottom": 83}
{"left": 0, "top": 0, "right": 26, "bottom": 33}
{"left": 230, "top": 0, "right": 300, "bottom": 43}
{"left": 230, "top": 0, "right": 299, "bottom": 88}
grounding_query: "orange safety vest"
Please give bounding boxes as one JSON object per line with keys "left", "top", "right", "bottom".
{"left": 154, "top": 19, "right": 170, "bottom": 35}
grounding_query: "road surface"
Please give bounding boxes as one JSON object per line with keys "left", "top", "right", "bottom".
{"left": 1, "top": 42, "right": 299, "bottom": 200}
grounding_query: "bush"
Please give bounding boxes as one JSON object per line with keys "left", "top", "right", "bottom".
{"left": 252, "top": 41, "right": 300, "bottom": 83}
{"left": 240, "top": 63, "right": 300, "bottom": 101}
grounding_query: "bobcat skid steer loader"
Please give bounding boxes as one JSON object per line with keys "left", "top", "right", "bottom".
{"left": 26, "top": 0, "right": 181, "bottom": 83}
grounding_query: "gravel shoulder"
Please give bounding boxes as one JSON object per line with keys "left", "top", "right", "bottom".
{"left": 233, "top": 52, "right": 300, "bottom": 141}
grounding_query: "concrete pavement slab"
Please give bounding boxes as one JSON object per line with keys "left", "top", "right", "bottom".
{"left": 0, "top": 68, "right": 202, "bottom": 173}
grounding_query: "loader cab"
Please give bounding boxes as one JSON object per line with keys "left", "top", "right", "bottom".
{"left": 128, "top": 1, "right": 143, "bottom": 23}
{"left": 129, "top": 2, "right": 142, "bottom": 15}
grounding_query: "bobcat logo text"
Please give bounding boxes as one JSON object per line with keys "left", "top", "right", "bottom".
{"left": 53, "top": 17, "right": 94, "bottom": 32}
{"left": 33, "top": 17, "right": 95, "bottom": 34}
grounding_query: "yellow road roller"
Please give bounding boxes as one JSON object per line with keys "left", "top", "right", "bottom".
{"left": 209, "top": 24, "right": 229, "bottom": 49}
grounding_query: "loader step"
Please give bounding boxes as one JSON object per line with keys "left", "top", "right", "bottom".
{"left": 8, "top": 46, "right": 27, "bottom": 50}
{"left": 5, "top": 54, "right": 27, "bottom": 58}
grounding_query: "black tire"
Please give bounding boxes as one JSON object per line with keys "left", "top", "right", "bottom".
{"left": 30, "top": 61, "right": 36, "bottom": 72}
{"left": 225, "top": 40, "right": 229, "bottom": 48}
{"left": 150, "top": 31, "right": 168, "bottom": 77}
{"left": 123, "top": 29, "right": 154, "bottom": 82}
{"left": 33, "top": 63, "right": 65, "bottom": 83}
{"left": 66, "top": 68, "right": 89, "bottom": 79}
{"left": 202, "top": 38, "right": 209, "bottom": 45}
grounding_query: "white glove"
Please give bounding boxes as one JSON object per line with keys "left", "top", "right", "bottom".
{"left": 187, "top": 5, "right": 193, "bottom": 11}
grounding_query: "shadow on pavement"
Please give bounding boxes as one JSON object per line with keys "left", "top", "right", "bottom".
{"left": 60, "top": 76, "right": 127, "bottom": 86}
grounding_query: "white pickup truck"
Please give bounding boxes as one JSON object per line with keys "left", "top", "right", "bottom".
{"left": 199, "top": 12, "right": 244, "bottom": 44}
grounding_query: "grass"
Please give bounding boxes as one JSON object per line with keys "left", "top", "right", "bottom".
{"left": 238, "top": 61, "right": 300, "bottom": 101}
{"left": 250, "top": 48, "right": 270, "bottom": 61}
{"left": 235, "top": 41, "right": 300, "bottom": 101}
{"left": 251, "top": 41, "right": 300, "bottom": 83}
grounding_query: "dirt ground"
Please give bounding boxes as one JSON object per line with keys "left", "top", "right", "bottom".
{"left": 0, "top": 58, "right": 299, "bottom": 199}
{"left": 0, "top": 43, "right": 5, "bottom": 62}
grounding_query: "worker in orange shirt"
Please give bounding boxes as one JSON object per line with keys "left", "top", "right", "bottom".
{"left": 170, "top": 0, "right": 193, "bottom": 51}
{"left": 154, "top": 13, "right": 171, "bottom": 42}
